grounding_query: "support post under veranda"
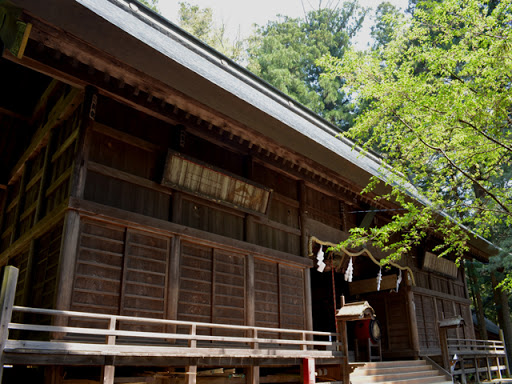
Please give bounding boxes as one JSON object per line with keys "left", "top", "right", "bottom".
{"left": 0, "top": 266, "right": 19, "bottom": 384}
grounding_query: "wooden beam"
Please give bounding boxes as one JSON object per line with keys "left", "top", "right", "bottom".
{"left": 88, "top": 161, "right": 171, "bottom": 195}
{"left": 91, "top": 122, "right": 159, "bottom": 153}
{"left": 411, "top": 286, "right": 472, "bottom": 304}
{"left": 0, "top": 266, "right": 19, "bottom": 384}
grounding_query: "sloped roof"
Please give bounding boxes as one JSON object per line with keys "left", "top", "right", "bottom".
{"left": 13, "top": 0, "right": 499, "bottom": 259}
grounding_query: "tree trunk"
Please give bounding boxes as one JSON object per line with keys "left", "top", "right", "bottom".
{"left": 468, "top": 262, "right": 488, "bottom": 340}
{"left": 490, "top": 271, "right": 512, "bottom": 368}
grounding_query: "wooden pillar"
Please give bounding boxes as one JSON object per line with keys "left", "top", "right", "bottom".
{"left": 500, "top": 329, "right": 511, "bottom": 376}
{"left": 439, "top": 326, "right": 450, "bottom": 370}
{"left": 460, "top": 357, "right": 467, "bottom": 384}
{"left": 338, "top": 319, "right": 350, "bottom": 384}
{"left": 485, "top": 357, "right": 492, "bottom": 380}
{"left": 304, "top": 267, "right": 313, "bottom": 332}
{"left": 301, "top": 358, "right": 315, "bottom": 384}
{"left": 474, "top": 357, "right": 480, "bottom": 383}
{"left": 34, "top": 130, "right": 55, "bottom": 222}
{"left": 70, "top": 86, "right": 96, "bottom": 199}
{"left": 171, "top": 191, "right": 183, "bottom": 224}
{"left": 298, "top": 182, "right": 314, "bottom": 333}
{"left": 167, "top": 236, "right": 181, "bottom": 323}
{"left": 247, "top": 366, "right": 259, "bottom": 384}
{"left": 244, "top": 214, "right": 256, "bottom": 244}
{"left": 186, "top": 365, "right": 197, "bottom": 384}
{"left": 10, "top": 165, "right": 29, "bottom": 245}
{"left": 0, "top": 187, "right": 7, "bottom": 235}
{"left": 298, "top": 181, "right": 308, "bottom": 259}
{"left": 0, "top": 266, "right": 19, "bottom": 384}
{"left": 405, "top": 272, "right": 420, "bottom": 358}
{"left": 101, "top": 365, "right": 115, "bottom": 384}
{"left": 53, "top": 87, "right": 96, "bottom": 329}
{"left": 246, "top": 254, "right": 255, "bottom": 328}
{"left": 53, "top": 210, "right": 80, "bottom": 328}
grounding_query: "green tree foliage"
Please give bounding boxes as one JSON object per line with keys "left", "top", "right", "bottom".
{"left": 370, "top": 2, "right": 403, "bottom": 50}
{"left": 178, "top": 2, "right": 245, "bottom": 62}
{"left": 137, "top": 0, "right": 159, "bottom": 13}
{"left": 319, "top": 0, "right": 512, "bottom": 285}
{"left": 247, "top": 2, "right": 367, "bottom": 130}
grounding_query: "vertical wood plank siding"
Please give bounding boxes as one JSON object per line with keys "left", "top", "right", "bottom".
{"left": 30, "top": 222, "right": 63, "bottom": 321}
{"left": 71, "top": 220, "right": 125, "bottom": 324}
{"left": 120, "top": 229, "right": 170, "bottom": 331}
{"left": 68, "top": 218, "right": 308, "bottom": 332}
{"left": 177, "top": 243, "right": 213, "bottom": 329}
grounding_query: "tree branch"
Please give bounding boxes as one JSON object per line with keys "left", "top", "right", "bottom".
{"left": 458, "top": 119, "right": 512, "bottom": 153}
{"left": 396, "top": 115, "right": 511, "bottom": 214}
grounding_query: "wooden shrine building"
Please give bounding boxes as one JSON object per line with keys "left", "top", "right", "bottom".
{"left": 0, "top": 0, "right": 503, "bottom": 383}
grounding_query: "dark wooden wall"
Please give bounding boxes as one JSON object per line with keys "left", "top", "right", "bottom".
{"left": 68, "top": 216, "right": 307, "bottom": 333}
{"left": 0, "top": 78, "right": 83, "bottom": 317}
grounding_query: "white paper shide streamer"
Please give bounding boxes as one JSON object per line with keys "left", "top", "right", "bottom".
{"left": 316, "top": 247, "right": 325, "bottom": 273}
{"left": 344, "top": 257, "right": 353, "bottom": 282}
{"left": 376, "top": 268, "right": 382, "bottom": 291}
{"left": 396, "top": 269, "right": 402, "bottom": 291}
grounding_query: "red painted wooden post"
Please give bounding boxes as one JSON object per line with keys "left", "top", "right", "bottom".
{"left": 302, "top": 358, "right": 315, "bottom": 384}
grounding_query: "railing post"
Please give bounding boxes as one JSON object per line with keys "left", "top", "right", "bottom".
{"left": 106, "top": 316, "right": 116, "bottom": 345}
{"left": 101, "top": 316, "right": 116, "bottom": 384}
{"left": 187, "top": 325, "right": 197, "bottom": 384}
{"left": 0, "top": 266, "right": 19, "bottom": 384}
{"left": 250, "top": 328, "right": 258, "bottom": 350}
{"left": 189, "top": 324, "right": 197, "bottom": 348}
{"left": 500, "top": 329, "right": 511, "bottom": 376}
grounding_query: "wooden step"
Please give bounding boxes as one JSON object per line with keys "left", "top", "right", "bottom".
{"left": 349, "top": 360, "right": 452, "bottom": 384}
{"left": 352, "top": 364, "right": 434, "bottom": 376}
{"left": 353, "top": 360, "right": 428, "bottom": 369}
{"left": 351, "top": 376, "right": 450, "bottom": 384}
{"left": 351, "top": 369, "right": 439, "bottom": 382}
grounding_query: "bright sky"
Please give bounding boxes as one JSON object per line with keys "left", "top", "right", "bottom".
{"left": 160, "top": 0, "right": 409, "bottom": 50}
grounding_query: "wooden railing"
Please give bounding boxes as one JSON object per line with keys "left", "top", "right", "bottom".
{"left": 0, "top": 266, "right": 342, "bottom": 368}
{"left": 5, "top": 305, "right": 342, "bottom": 359}
{"left": 448, "top": 338, "right": 510, "bottom": 384}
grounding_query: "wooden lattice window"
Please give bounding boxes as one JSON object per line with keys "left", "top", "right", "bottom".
{"left": 162, "top": 151, "right": 271, "bottom": 214}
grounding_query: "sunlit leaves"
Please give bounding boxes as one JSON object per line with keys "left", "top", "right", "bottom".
{"left": 320, "top": 0, "right": 512, "bottom": 269}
